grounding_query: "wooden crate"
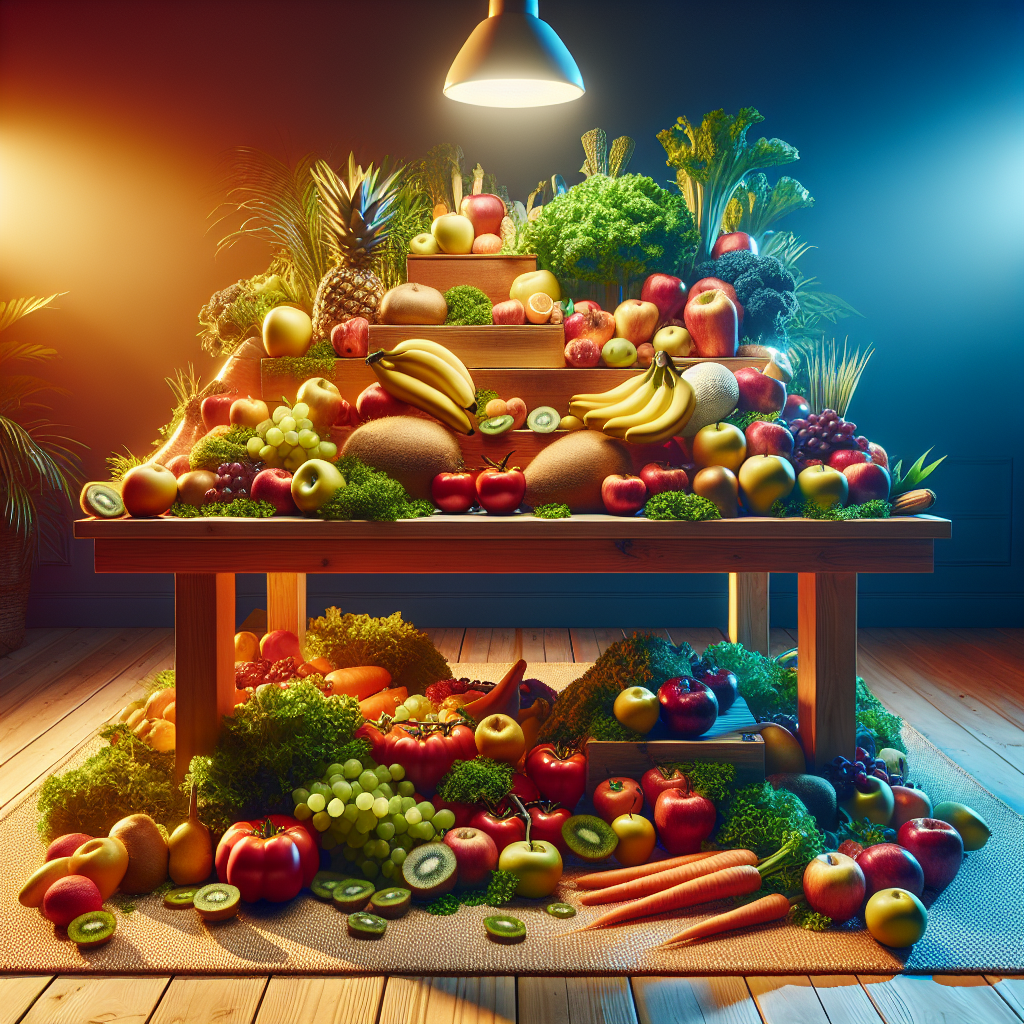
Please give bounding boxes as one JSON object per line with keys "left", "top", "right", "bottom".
{"left": 368, "top": 324, "right": 564, "bottom": 368}
{"left": 406, "top": 254, "right": 537, "bottom": 306}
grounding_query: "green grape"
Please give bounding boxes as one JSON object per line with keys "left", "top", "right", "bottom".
{"left": 292, "top": 402, "right": 310, "bottom": 419}
{"left": 296, "top": 418, "right": 313, "bottom": 431}
{"left": 404, "top": 807, "right": 422, "bottom": 826}
{"left": 307, "top": 792, "right": 326, "bottom": 813}
{"left": 320, "top": 832, "right": 337, "bottom": 850}
{"left": 292, "top": 788, "right": 310, "bottom": 805}
{"left": 358, "top": 770, "right": 378, "bottom": 791}
{"left": 397, "top": 781, "right": 415, "bottom": 797}
{"left": 293, "top": 802, "right": 312, "bottom": 821}
{"left": 390, "top": 813, "right": 409, "bottom": 835}
{"left": 377, "top": 783, "right": 393, "bottom": 798}
{"left": 276, "top": 442, "right": 291, "bottom": 457}
{"left": 310, "top": 781, "right": 330, "bottom": 797}
{"left": 396, "top": 833, "right": 415, "bottom": 851}
{"left": 373, "top": 839, "right": 391, "bottom": 859}
{"left": 326, "top": 763, "right": 344, "bottom": 777}
{"left": 375, "top": 821, "right": 395, "bottom": 841}
{"left": 343, "top": 758, "right": 363, "bottom": 779}
{"left": 400, "top": 796, "right": 416, "bottom": 811}
{"left": 342, "top": 803, "right": 359, "bottom": 822}
{"left": 360, "top": 860, "right": 379, "bottom": 880}
{"left": 372, "top": 797, "right": 389, "bottom": 818}
{"left": 259, "top": 445, "right": 277, "bottom": 463}
{"left": 346, "top": 832, "right": 367, "bottom": 849}
{"left": 298, "top": 429, "right": 319, "bottom": 449}
{"left": 284, "top": 449, "right": 306, "bottom": 472}
{"left": 390, "top": 847, "right": 407, "bottom": 866}
{"left": 246, "top": 436, "right": 263, "bottom": 459}
{"left": 355, "top": 792, "right": 373, "bottom": 812}
{"left": 265, "top": 426, "right": 284, "bottom": 446}
{"left": 327, "top": 798, "right": 344, "bottom": 817}
{"left": 388, "top": 763, "right": 406, "bottom": 781}
{"left": 279, "top": 416, "right": 296, "bottom": 433}
{"left": 317, "top": 440, "right": 338, "bottom": 459}
{"left": 370, "top": 788, "right": 384, "bottom": 800}
{"left": 334, "top": 817, "right": 353, "bottom": 836}
{"left": 348, "top": 782, "right": 363, "bottom": 798}
{"left": 272, "top": 405, "right": 289, "bottom": 425}
{"left": 356, "top": 809, "right": 377, "bottom": 832}
{"left": 393, "top": 706, "right": 411, "bottom": 722}
{"left": 332, "top": 780, "right": 352, "bottom": 801}
{"left": 256, "top": 418, "right": 274, "bottom": 435}
{"left": 381, "top": 860, "right": 396, "bottom": 879}
{"left": 312, "top": 811, "right": 331, "bottom": 832}
{"left": 387, "top": 796, "right": 403, "bottom": 815}
{"left": 433, "top": 809, "right": 456, "bottom": 831}
{"left": 373, "top": 765, "right": 393, "bottom": 783}
{"left": 283, "top": 429, "right": 299, "bottom": 446}
{"left": 415, "top": 801, "right": 435, "bottom": 821}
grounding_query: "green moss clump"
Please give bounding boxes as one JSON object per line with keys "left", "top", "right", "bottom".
{"left": 444, "top": 285, "right": 492, "bottom": 326}
{"left": 474, "top": 388, "right": 500, "bottom": 411}
{"left": 533, "top": 503, "right": 571, "bottom": 519}
{"left": 726, "top": 410, "right": 779, "bottom": 432}
{"left": 644, "top": 491, "right": 721, "bottom": 521}
{"left": 170, "top": 498, "right": 276, "bottom": 518}
{"left": 772, "top": 498, "right": 892, "bottom": 521}
{"left": 317, "top": 456, "right": 435, "bottom": 522}
{"left": 266, "top": 339, "right": 337, "bottom": 381}
{"left": 188, "top": 425, "right": 257, "bottom": 471}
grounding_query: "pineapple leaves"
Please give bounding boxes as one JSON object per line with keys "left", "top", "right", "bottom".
{"left": 890, "top": 449, "right": 947, "bottom": 497}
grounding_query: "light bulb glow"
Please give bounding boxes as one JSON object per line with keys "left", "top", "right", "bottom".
{"left": 444, "top": 78, "right": 584, "bottom": 107}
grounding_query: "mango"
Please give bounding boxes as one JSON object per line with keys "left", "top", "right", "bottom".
{"left": 19, "top": 856, "right": 71, "bottom": 907}
{"left": 70, "top": 837, "right": 129, "bottom": 899}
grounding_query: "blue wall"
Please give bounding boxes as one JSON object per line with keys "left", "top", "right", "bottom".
{"left": 24, "top": 0, "right": 1024, "bottom": 629}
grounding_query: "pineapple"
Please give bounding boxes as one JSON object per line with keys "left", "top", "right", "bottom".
{"left": 310, "top": 155, "right": 403, "bottom": 340}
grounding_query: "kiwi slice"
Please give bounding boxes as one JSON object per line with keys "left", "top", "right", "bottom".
{"left": 527, "top": 406, "right": 560, "bottom": 434}
{"left": 546, "top": 903, "right": 576, "bottom": 919}
{"left": 401, "top": 842, "right": 458, "bottom": 899}
{"left": 347, "top": 911, "right": 387, "bottom": 939}
{"left": 331, "top": 878, "right": 376, "bottom": 913}
{"left": 311, "top": 871, "right": 350, "bottom": 902}
{"left": 369, "top": 886, "right": 412, "bottom": 919}
{"left": 80, "top": 482, "right": 124, "bottom": 518}
{"left": 164, "top": 886, "right": 201, "bottom": 909}
{"left": 479, "top": 414, "right": 514, "bottom": 436}
{"left": 68, "top": 910, "right": 116, "bottom": 949}
{"left": 484, "top": 914, "right": 526, "bottom": 944}
{"left": 193, "top": 882, "right": 241, "bottom": 922}
{"left": 562, "top": 814, "right": 619, "bottom": 862}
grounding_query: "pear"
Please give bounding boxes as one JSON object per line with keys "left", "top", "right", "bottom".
{"left": 168, "top": 784, "right": 213, "bottom": 886}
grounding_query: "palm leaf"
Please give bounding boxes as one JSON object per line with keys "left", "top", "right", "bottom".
{"left": 0, "top": 294, "right": 64, "bottom": 334}
{"left": 890, "top": 448, "right": 947, "bottom": 497}
{"left": 0, "top": 339, "right": 59, "bottom": 367}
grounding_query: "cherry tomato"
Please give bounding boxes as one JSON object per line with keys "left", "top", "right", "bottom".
{"left": 431, "top": 471, "right": 478, "bottom": 513}
{"left": 215, "top": 815, "right": 319, "bottom": 903}
{"left": 470, "top": 806, "right": 526, "bottom": 854}
{"left": 475, "top": 453, "right": 526, "bottom": 515}
{"left": 526, "top": 801, "right": 572, "bottom": 854}
{"left": 593, "top": 777, "right": 644, "bottom": 823}
{"left": 525, "top": 744, "right": 587, "bottom": 810}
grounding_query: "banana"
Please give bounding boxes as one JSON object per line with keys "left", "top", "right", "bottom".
{"left": 569, "top": 364, "right": 655, "bottom": 418}
{"left": 624, "top": 370, "right": 695, "bottom": 445}
{"left": 389, "top": 338, "right": 475, "bottom": 392}
{"left": 383, "top": 347, "right": 476, "bottom": 409}
{"left": 604, "top": 373, "right": 676, "bottom": 437}
{"left": 583, "top": 365, "right": 664, "bottom": 430}
{"left": 369, "top": 359, "right": 475, "bottom": 434}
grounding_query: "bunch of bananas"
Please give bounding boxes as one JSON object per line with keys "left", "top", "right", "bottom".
{"left": 569, "top": 351, "right": 695, "bottom": 444}
{"left": 366, "top": 339, "right": 477, "bottom": 434}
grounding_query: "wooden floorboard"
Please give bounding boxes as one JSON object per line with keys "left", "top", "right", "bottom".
{"left": 858, "top": 974, "right": 1022, "bottom": 1024}
{"left": 0, "top": 626, "right": 78, "bottom": 671}
{"left": 746, "top": 975, "right": 830, "bottom": 1024}
{"left": 987, "top": 975, "right": 1024, "bottom": 1020}
{"left": 517, "top": 976, "right": 570, "bottom": 1024}
{"left": 19, "top": 974, "right": 171, "bottom": 1024}
{"left": 424, "top": 628, "right": 465, "bottom": 665}
{"left": 254, "top": 975, "right": 386, "bottom": 1024}
{"left": 0, "top": 976, "right": 54, "bottom": 1024}
{"left": 810, "top": 976, "right": 885, "bottom": 1023}
{"left": 631, "top": 975, "right": 762, "bottom": 1023}
{"left": 148, "top": 975, "right": 268, "bottom": 1024}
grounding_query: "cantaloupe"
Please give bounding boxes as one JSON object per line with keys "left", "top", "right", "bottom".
{"left": 679, "top": 362, "right": 740, "bottom": 437}
{"left": 524, "top": 431, "right": 632, "bottom": 512}
{"left": 341, "top": 417, "right": 462, "bottom": 500}
{"left": 378, "top": 283, "right": 447, "bottom": 325}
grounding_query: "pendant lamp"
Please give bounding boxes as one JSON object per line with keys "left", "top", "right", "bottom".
{"left": 444, "top": 0, "right": 585, "bottom": 108}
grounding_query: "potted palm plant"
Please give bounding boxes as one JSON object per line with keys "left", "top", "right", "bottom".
{"left": 0, "top": 295, "right": 83, "bottom": 655}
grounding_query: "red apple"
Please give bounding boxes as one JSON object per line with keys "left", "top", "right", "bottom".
{"left": 639, "top": 462, "right": 689, "bottom": 496}
{"left": 802, "top": 852, "right": 866, "bottom": 922}
{"left": 330, "top": 316, "right": 369, "bottom": 358}
{"left": 443, "top": 826, "right": 499, "bottom": 889}
{"left": 462, "top": 193, "right": 505, "bottom": 236}
{"left": 577, "top": 308, "right": 616, "bottom": 345}
{"left": 165, "top": 454, "right": 192, "bottom": 478}
{"left": 356, "top": 382, "right": 413, "bottom": 421}
{"left": 695, "top": 666, "right": 738, "bottom": 713}
{"left": 890, "top": 786, "right": 933, "bottom": 830}
{"left": 745, "top": 420, "right": 795, "bottom": 459}
{"left": 201, "top": 394, "right": 236, "bottom": 432}
{"left": 250, "top": 468, "right": 299, "bottom": 515}
{"left": 640, "top": 273, "right": 688, "bottom": 322}
{"left": 562, "top": 311, "right": 586, "bottom": 341}
{"left": 712, "top": 231, "right": 758, "bottom": 258}
{"left": 867, "top": 442, "right": 889, "bottom": 468}
{"left": 782, "top": 394, "right": 811, "bottom": 422}
{"left": 686, "top": 277, "right": 745, "bottom": 324}
{"left": 684, "top": 290, "right": 738, "bottom": 358}
{"left": 897, "top": 818, "right": 963, "bottom": 890}
{"left": 855, "top": 842, "right": 925, "bottom": 899}
{"left": 492, "top": 299, "right": 526, "bottom": 326}
{"left": 260, "top": 629, "right": 302, "bottom": 663}
{"left": 641, "top": 766, "right": 689, "bottom": 808}
{"left": 472, "top": 233, "right": 502, "bottom": 254}
{"left": 573, "top": 300, "right": 601, "bottom": 313}
{"left": 735, "top": 367, "right": 787, "bottom": 413}
{"left": 601, "top": 474, "right": 647, "bottom": 516}
{"left": 564, "top": 337, "right": 602, "bottom": 368}
{"left": 827, "top": 449, "right": 870, "bottom": 471}
{"left": 121, "top": 463, "right": 178, "bottom": 517}
{"left": 844, "top": 462, "right": 891, "bottom": 503}
{"left": 657, "top": 676, "right": 718, "bottom": 737}
{"left": 613, "top": 299, "right": 660, "bottom": 345}
{"left": 636, "top": 342, "right": 655, "bottom": 368}
{"left": 654, "top": 784, "right": 716, "bottom": 855}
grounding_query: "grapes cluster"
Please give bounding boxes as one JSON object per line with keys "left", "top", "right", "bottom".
{"left": 787, "top": 409, "right": 869, "bottom": 469}
{"left": 425, "top": 678, "right": 481, "bottom": 706}
{"left": 825, "top": 747, "right": 903, "bottom": 799}
{"left": 292, "top": 759, "right": 455, "bottom": 881}
{"left": 245, "top": 400, "right": 338, "bottom": 472}
{"left": 205, "top": 461, "right": 260, "bottom": 503}
{"left": 233, "top": 656, "right": 306, "bottom": 690}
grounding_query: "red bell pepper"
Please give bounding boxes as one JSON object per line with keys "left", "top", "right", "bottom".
{"left": 526, "top": 800, "right": 572, "bottom": 854}
{"left": 524, "top": 743, "right": 587, "bottom": 810}
{"left": 469, "top": 806, "right": 526, "bottom": 854}
{"left": 215, "top": 815, "right": 319, "bottom": 903}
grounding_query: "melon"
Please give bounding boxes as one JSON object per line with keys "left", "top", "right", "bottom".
{"left": 524, "top": 431, "right": 632, "bottom": 512}
{"left": 341, "top": 417, "right": 462, "bottom": 500}
{"left": 679, "top": 362, "right": 740, "bottom": 437}
{"left": 378, "top": 283, "right": 447, "bottom": 325}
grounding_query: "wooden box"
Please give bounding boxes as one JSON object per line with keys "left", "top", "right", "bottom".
{"left": 406, "top": 254, "right": 537, "bottom": 306}
{"left": 367, "top": 324, "right": 565, "bottom": 368}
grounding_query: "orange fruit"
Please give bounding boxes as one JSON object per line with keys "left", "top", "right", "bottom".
{"left": 525, "top": 291, "right": 554, "bottom": 324}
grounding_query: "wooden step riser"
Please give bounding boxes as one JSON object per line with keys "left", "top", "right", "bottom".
{"left": 367, "top": 324, "right": 565, "bottom": 367}
{"left": 406, "top": 253, "right": 537, "bottom": 306}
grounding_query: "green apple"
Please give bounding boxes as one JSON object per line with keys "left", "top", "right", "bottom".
{"left": 652, "top": 325, "right": 693, "bottom": 356}
{"left": 612, "top": 686, "right": 660, "bottom": 734}
{"left": 498, "top": 840, "right": 563, "bottom": 898}
{"left": 738, "top": 454, "right": 796, "bottom": 515}
{"left": 431, "top": 214, "right": 474, "bottom": 255}
{"left": 409, "top": 232, "right": 440, "bottom": 255}
{"left": 798, "top": 464, "right": 849, "bottom": 510}
{"left": 262, "top": 305, "right": 312, "bottom": 357}
{"left": 839, "top": 776, "right": 894, "bottom": 826}
{"left": 601, "top": 338, "right": 638, "bottom": 368}
{"left": 693, "top": 422, "right": 746, "bottom": 471}
{"left": 610, "top": 813, "right": 656, "bottom": 866}
{"left": 865, "top": 887, "right": 927, "bottom": 947}
{"left": 290, "top": 459, "right": 345, "bottom": 512}
{"left": 932, "top": 801, "right": 991, "bottom": 850}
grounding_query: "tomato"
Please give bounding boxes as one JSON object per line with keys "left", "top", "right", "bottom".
{"left": 470, "top": 806, "right": 526, "bottom": 854}
{"left": 524, "top": 744, "right": 587, "bottom": 810}
{"left": 215, "top": 815, "right": 319, "bottom": 903}
{"left": 526, "top": 801, "right": 572, "bottom": 854}
{"left": 475, "top": 453, "right": 526, "bottom": 515}
{"left": 641, "top": 765, "right": 689, "bottom": 809}
{"left": 431, "top": 471, "right": 478, "bottom": 513}
{"left": 380, "top": 721, "right": 477, "bottom": 795}
{"left": 593, "top": 777, "right": 645, "bottom": 823}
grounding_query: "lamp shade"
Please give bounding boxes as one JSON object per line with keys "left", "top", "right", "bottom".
{"left": 444, "top": 0, "right": 585, "bottom": 108}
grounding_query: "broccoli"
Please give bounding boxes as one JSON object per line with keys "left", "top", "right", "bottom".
{"left": 644, "top": 491, "right": 721, "bottom": 521}
{"left": 444, "top": 285, "right": 492, "bottom": 326}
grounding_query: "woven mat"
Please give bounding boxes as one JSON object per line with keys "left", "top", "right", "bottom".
{"left": 2, "top": 664, "right": 1021, "bottom": 975}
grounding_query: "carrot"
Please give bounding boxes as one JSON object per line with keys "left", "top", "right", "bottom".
{"left": 658, "top": 893, "right": 791, "bottom": 947}
{"left": 358, "top": 686, "right": 407, "bottom": 719}
{"left": 571, "top": 864, "right": 762, "bottom": 932}
{"left": 579, "top": 849, "right": 757, "bottom": 906}
{"left": 576, "top": 850, "right": 722, "bottom": 890}
{"left": 326, "top": 666, "right": 392, "bottom": 700}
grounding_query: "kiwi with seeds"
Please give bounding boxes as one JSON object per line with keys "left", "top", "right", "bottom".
{"left": 68, "top": 910, "right": 116, "bottom": 949}
{"left": 546, "top": 903, "right": 576, "bottom": 919}
{"left": 331, "top": 878, "right": 375, "bottom": 913}
{"left": 526, "top": 407, "right": 560, "bottom": 434}
{"left": 311, "top": 871, "right": 350, "bottom": 902}
{"left": 193, "top": 882, "right": 240, "bottom": 921}
{"left": 164, "top": 886, "right": 201, "bottom": 909}
{"left": 369, "top": 886, "right": 411, "bottom": 919}
{"left": 401, "top": 842, "right": 457, "bottom": 899}
{"left": 347, "top": 911, "right": 387, "bottom": 938}
{"left": 562, "top": 814, "right": 619, "bottom": 861}
{"left": 484, "top": 914, "right": 526, "bottom": 944}
{"left": 80, "top": 482, "right": 124, "bottom": 519}
{"left": 479, "top": 414, "right": 514, "bottom": 436}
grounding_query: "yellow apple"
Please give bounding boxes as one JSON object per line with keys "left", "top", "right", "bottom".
{"left": 738, "top": 454, "right": 796, "bottom": 514}
{"left": 431, "top": 213, "right": 475, "bottom": 254}
{"left": 290, "top": 459, "right": 345, "bottom": 512}
{"left": 229, "top": 396, "right": 270, "bottom": 427}
{"left": 234, "top": 631, "right": 260, "bottom": 662}
{"left": 509, "top": 269, "right": 561, "bottom": 304}
{"left": 693, "top": 422, "right": 746, "bottom": 471}
{"left": 610, "top": 814, "right": 657, "bottom": 866}
{"left": 692, "top": 466, "right": 739, "bottom": 518}
{"left": 653, "top": 325, "right": 693, "bottom": 356}
{"left": 409, "top": 232, "right": 440, "bottom": 254}
{"left": 262, "top": 305, "right": 312, "bottom": 357}
{"left": 70, "top": 837, "right": 129, "bottom": 899}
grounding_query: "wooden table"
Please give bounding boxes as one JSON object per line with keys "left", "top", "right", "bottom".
{"left": 74, "top": 514, "right": 950, "bottom": 778}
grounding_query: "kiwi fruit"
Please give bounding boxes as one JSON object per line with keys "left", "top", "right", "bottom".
{"left": 369, "top": 886, "right": 412, "bottom": 919}
{"left": 378, "top": 282, "right": 447, "bottom": 326}
{"left": 562, "top": 815, "right": 619, "bottom": 862}
{"left": 331, "top": 878, "right": 376, "bottom": 913}
{"left": 163, "top": 886, "right": 201, "bottom": 909}
{"left": 67, "top": 910, "right": 116, "bottom": 949}
{"left": 545, "top": 903, "right": 576, "bottom": 919}
{"left": 484, "top": 914, "right": 526, "bottom": 944}
{"left": 193, "top": 882, "right": 241, "bottom": 922}
{"left": 79, "top": 482, "right": 124, "bottom": 518}
{"left": 401, "top": 842, "right": 458, "bottom": 899}
{"left": 311, "top": 871, "right": 351, "bottom": 902}
{"left": 479, "top": 414, "right": 514, "bottom": 436}
{"left": 108, "top": 813, "right": 169, "bottom": 894}
{"left": 524, "top": 431, "right": 632, "bottom": 512}
{"left": 347, "top": 911, "right": 388, "bottom": 939}
{"left": 527, "top": 407, "right": 560, "bottom": 434}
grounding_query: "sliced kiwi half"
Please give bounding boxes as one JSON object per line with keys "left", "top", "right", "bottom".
{"left": 193, "top": 882, "right": 241, "bottom": 922}
{"left": 527, "top": 406, "right": 561, "bottom": 434}
{"left": 347, "top": 911, "right": 387, "bottom": 939}
{"left": 68, "top": 910, "right": 116, "bottom": 949}
{"left": 80, "top": 482, "right": 124, "bottom": 518}
{"left": 369, "top": 886, "right": 412, "bottom": 919}
{"left": 311, "top": 871, "right": 350, "bottom": 902}
{"left": 484, "top": 914, "right": 526, "bottom": 944}
{"left": 545, "top": 903, "right": 576, "bottom": 919}
{"left": 479, "top": 414, "right": 514, "bottom": 436}
{"left": 331, "top": 878, "right": 376, "bottom": 913}
{"left": 164, "top": 886, "right": 201, "bottom": 909}
{"left": 401, "top": 842, "right": 458, "bottom": 899}
{"left": 562, "top": 814, "right": 619, "bottom": 862}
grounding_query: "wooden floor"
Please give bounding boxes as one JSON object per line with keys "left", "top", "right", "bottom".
{"left": 1, "top": 624, "right": 1022, "bottom": 1024}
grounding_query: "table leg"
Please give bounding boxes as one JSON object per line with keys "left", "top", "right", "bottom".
{"left": 797, "top": 572, "right": 858, "bottom": 769}
{"left": 729, "top": 572, "right": 769, "bottom": 656}
{"left": 174, "top": 573, "right": 235, "bottom": 781}
{"left": 267, "top": 572, "right": 306, "bottom": 648}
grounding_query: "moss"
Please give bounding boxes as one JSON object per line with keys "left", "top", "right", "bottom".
{"left": 644, "top": 491, "right": 721, "bottom": 521}
{"left": 443, "top": 286, "right": 492, "bottom": 326}
{"left": 188, "top": 425, "right": 257, "bottom": 471}
{"left": 533, "top": 503, "right": 571, "bottom": 519}
{"left": 266, "top": 339, "right": 337, "bottom": 381}
{"left": 170, "top": 498, "right": 276, "bottom": 518}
